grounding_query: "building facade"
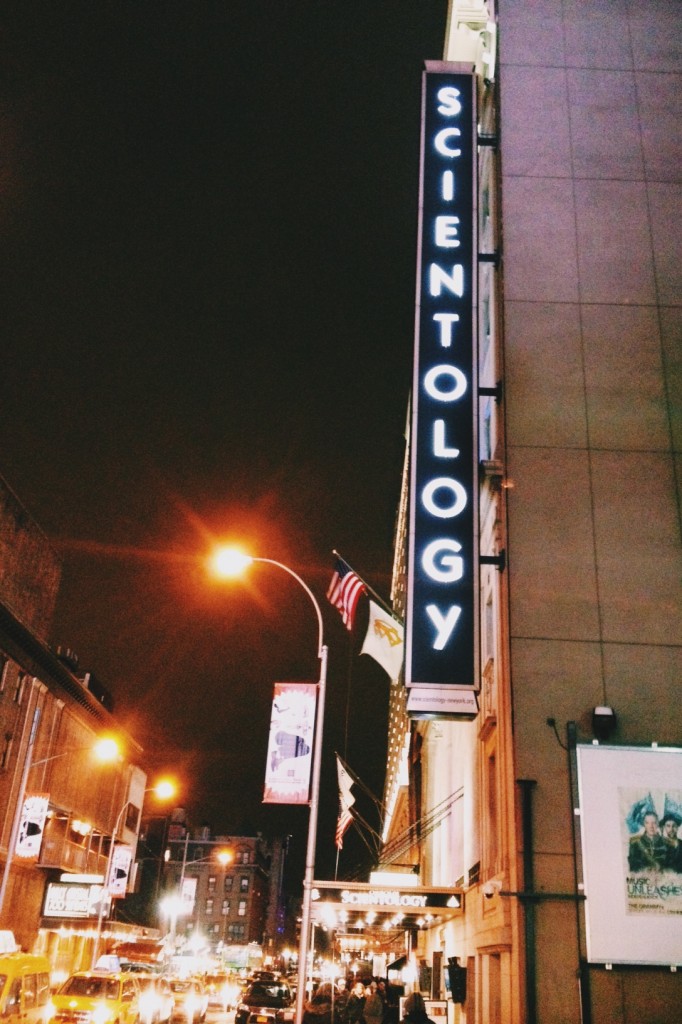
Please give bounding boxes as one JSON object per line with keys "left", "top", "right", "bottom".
{"left": 162, "top": 828, "right": 286, "bottom": 967}
{"left": 381, "top": 1, "right": 681, "bottom": 1022}
{"left": 0, "top": 475, "right": 151, "bottom": 978}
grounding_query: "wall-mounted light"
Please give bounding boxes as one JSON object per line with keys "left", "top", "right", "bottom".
{"left": 592, "top": 706, "right": 617, "bottom": 742}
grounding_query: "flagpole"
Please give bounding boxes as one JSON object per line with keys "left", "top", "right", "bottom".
{"left": 332, "top": 550, "right": 403, "bottom": 625}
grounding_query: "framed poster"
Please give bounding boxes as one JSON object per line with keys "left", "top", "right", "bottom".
{"left": 576, "top": 743, "right": 682, "bottom": 964}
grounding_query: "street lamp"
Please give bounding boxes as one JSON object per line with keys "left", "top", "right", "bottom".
{"left": 0, "top": 729, "right": 121, "bottom": 918}
{"left": 210, "top": 547, "right": 328, "bottom": 1024}
{"left": 91, "top": 777, "right": 176, "bottom": 967}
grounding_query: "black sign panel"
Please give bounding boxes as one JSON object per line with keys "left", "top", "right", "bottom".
{"left": 406, "top": 65, "right": 478, "bottom": 690}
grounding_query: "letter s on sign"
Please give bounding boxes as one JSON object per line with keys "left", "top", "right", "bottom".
{"left": 422, "top": 538, "right": 464, "bottom": 582}
{"left": 436, "top": 87, "right": 462, "bottom": 117}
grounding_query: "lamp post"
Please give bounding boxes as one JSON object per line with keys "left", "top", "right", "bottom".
{"left": 91, "top": 778, "right": 175, "bottom": 968}
{"left": 210, "top": 549, "right": 328, "bottom": 1024}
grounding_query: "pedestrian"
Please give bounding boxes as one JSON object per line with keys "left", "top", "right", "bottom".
{"left": 401, "top": 993, "right": 435, "bottom": 1024}
{"left": 362, "top": 982, "right": 384, "bottom": 1024}
{"left": 335, "top": 978, "right": 349, "bottom": 1022}
{"left": 303, "top": 983, "right": 337, "bottom": 1024}
{"left": 346, "top": 982, "right": 366, "bottom": 1024}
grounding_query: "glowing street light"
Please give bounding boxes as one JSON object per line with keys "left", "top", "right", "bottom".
{"left": 210, "top": 545, "right": 327, "bottom": 1024}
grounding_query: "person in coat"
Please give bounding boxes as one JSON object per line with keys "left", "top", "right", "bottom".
{"left": 401, "top": 993, "right": 435, "bottom": 1024}
{"left": 362, "top": 983, "right": 384, "bottom": 1024}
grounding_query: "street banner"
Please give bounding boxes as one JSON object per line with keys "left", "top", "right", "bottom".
{"left": 108, "top": 843, "right": 133, "bottom": 897}
{"left": 263, "top": 682, "right": 317, "bottom": 805}
{"left": 181, "top": 875, "right": 197, "bottom": 914}
{"left": 15, "top": 792, "right": 49, "bottom": 862}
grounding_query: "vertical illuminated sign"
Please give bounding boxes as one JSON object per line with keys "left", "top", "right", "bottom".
{"left": 406, "top": 64, "right": 478, "bottom": 690}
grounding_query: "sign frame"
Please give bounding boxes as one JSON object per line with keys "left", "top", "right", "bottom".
{"left": 406, "top": 62, "right": 479, "bottom": 693}
{"left": 576, "top": 743, "right": 682, "bottom": 965}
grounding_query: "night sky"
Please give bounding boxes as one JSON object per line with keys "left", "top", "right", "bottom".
{"left": 0, "top": 2, "right": 447, "bottom": 884}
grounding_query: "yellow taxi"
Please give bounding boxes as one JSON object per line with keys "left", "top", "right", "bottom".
{"left": 48, "top": 971, "right": 140, "bottom": 1024}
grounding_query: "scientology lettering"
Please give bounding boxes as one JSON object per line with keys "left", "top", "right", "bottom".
{"left": 406, "top": 64, "right": 478, "bottom": 691}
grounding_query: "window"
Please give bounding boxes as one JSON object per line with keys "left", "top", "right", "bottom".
{"left": 240, "top": 875, "right": 249, "bottom": 892}
{"left": 207, "top": 876, "right": 216, "bottom": 894}
{"left": 14, "top": 672, "right": 27, "bottom": 704}
{"left": 222, "top": 899, "right": 230, "bottom": 916}
{"left": 0, "top": 655, "right": 8, "bottom": 693}
{"left": 224, "top": 875, "right": 233, "bottom": 891}
{"left": 37, "top": 974, "right": 50, "bottom": 1006}
{"left": 238, "top": 900, "right": 246, "bottom": 917}
{"left": 23, "top": 974, "right": 37, "bottom": 1009}
{"left": 0, "top": 735, "right": 12, "bottom": 770}
{"left": 6, "top": 979, "right": 21, "bottom": 1015}
{"left": 205, "top": 899, "right": 214, "bottom": 915}
{"left": 240, "top": 850, "right": 250, "bottom": 864}
{"left": 228, "top": 923, "right": 245, "bottom": 940}
{"left": 212, "top": 923, "right": 220, "bottom": 935}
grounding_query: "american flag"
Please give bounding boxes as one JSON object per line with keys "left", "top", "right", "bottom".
{"left": 327, "top": 555, "right": 366, "bottom": 630}
{"left": 335, "top": 756, "right": 356, "bottom": 849}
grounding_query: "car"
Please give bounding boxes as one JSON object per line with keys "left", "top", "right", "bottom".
{"left": 0, "top": 951, "right": 52, "bottom": 1024}
{"left": 137, "top": 975, "right": 175, "bottom": 1024}
{"left": 48, "top": 971, "right": 140, "bottom": 1024}
{"left": 203, "top": 974, "right": 239, "bottom": 1013}
{"left": 169, "top": 979, "right": 208, "bottom": 1023}
{"left": 234, "top": 980, "right": 294, "bottom": 1024}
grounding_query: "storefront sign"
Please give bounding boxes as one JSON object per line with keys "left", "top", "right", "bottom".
{"left": 43, "top": 882, "right": 100, "bottom": 919}
{"left": 406, "top": 64, "right": 478, "bottom": 692}
{"left": 311, "top": 882, "right": 462, "bottom": 914}
{"left": 406, "top": 685, "right": 478, "bottom": 718}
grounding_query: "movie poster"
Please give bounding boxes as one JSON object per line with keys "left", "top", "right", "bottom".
{"left": 620, "top": 787, "right": 682, "bottom": 915}
{"left": 577, "top": 744, "right": 682, "bottom": 964}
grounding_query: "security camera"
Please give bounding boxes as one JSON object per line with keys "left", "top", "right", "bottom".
{"left": 482, "top": 880, "right": 501, "bottom": 900}
{"left": 592, "top": 705, "right": 617, "bottom": 742}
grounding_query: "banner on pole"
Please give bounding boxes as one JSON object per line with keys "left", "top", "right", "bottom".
{"left": 15, "top": 792, "right": 50, "bottom": 862}
{"left": 263, "top": 682, "right": 317, "bottom": 805}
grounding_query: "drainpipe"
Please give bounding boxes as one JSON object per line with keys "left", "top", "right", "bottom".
{"left": 518, "top": 779, "right": 537, "bottom": 1024}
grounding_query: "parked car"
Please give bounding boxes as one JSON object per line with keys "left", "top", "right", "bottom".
{"left": 235, "top": 980, "right": 294, "bottom": 1024}
{"left": 169, "top": 979, "right": 208, "bottom": 1023}
{"left": 0, "top": 951, "right": 52, "bottom": 1024}
{"left": 137, "top": 975, "right": 175, "bottom": 1024}
{"left": 48, "top": 972, "right": 140, "bottom": 1024}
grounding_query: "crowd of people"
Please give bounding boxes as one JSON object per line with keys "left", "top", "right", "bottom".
{"left": 302, "top": 979, "right": 436, "bottom": 1024}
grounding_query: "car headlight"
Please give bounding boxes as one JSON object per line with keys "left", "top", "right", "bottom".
{"left": 91, "top": 1004, "right": 112, "bottom": 1024}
